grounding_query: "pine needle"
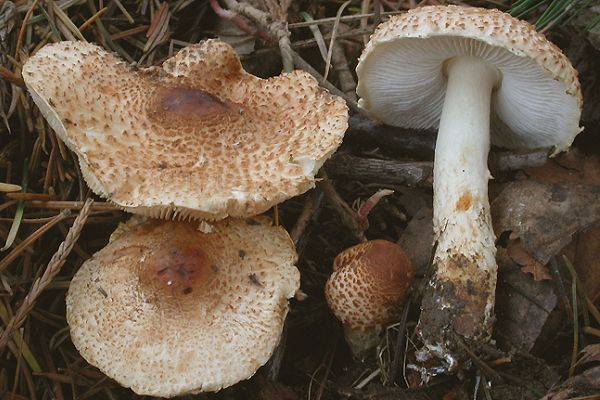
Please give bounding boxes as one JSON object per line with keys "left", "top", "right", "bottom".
{"left": 0, "top": 199, "right": 93, "bottom": 351}
{"left": 509, "top": 0, "right": 595, "bottom": 32}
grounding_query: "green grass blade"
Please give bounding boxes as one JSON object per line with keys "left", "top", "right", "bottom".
{"left": 2, "top": 159, "right": 29, "bottom": 251}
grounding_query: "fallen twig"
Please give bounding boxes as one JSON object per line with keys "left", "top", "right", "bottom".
{"left": 23, "top": 200, "right": 117, "bottom": 211}
{"left": 0, "top": 65, "right": 24, "bottom": 86}
{"left": 326, "top": 153, "right": 433, "bottom": 187}
{"left": 320, "top": 176, "right": 366, "bottom": 242}
{"left": 287, "top": 11, "right": 402, "bottom": 28}
{"left": 347, "top": 115, "right": 552, "bottom": 166}
{"left": 290, "top": 189, "right": 323, "bottom": 246}
{"left": 453, "top": 335, "right": 503, "bottom": 384}
{"left": 222, "top": 0, "right": 293, "bottom": 71}
{"left": 326, "top": 151, "right": 549, "bottom": 187}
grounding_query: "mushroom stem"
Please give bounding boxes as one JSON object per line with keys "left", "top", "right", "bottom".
{"left": 343, "top": 326, "right": 382, "bottom": 359}
{"left": 417, "top": 56, "right": 500, "bottom": 370}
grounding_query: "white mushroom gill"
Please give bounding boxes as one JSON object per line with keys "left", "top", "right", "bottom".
{"left": 357, "top": 36, "right": 581, "bottom": 151}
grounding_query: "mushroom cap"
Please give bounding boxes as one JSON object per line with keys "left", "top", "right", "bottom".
{"left": 325, "top": 240, "right": 415, "bottom": 331}
{"left": 66, "top": 216, "right": 300, "bottom": 397}
{"left": 356, "top": 5, "right": 582, "bottom": 152}
{"left": 23, "top": 40, "right": 348, "bottom": 220}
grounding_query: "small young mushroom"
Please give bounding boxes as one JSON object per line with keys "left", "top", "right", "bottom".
{"left": 66, "top": 216, "right": 299, "bottom": 397}
{"left": 22, "top": 40, "right": 348, "bottom": 220}
{"left": 325, "top": 240, "right": 415, "bottom": 357}
{"left": 356, "top": 5, "right": 582, "bottom": 372}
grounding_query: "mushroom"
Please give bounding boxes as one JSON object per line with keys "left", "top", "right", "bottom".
{"left": 356, "top": 5, "right": 582, "bottom": 371}
{"left": 66, "top": 216, "right": 299, "bottom": 397}
{"left": 22, "top": 40, "right": 348, "bottom": 220}
{"left": 325, "top": 240, "right": 415, "bottom": 357}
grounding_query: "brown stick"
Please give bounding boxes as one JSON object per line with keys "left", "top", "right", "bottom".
{"left": 320, "top": 177, "right": 366, "bottom": 242}
{"left": 288, "top": 11, "right": 402, "bottom": 28}
{"left": 326, "top": 153, "right": 433, "bottom": 186}
{"left": 347, "top": 115, "right": 552, "bottom": 166}
{"left": 290, "top": 190, "right": 322, "bottom": 245}
{"left": 222, "top": 0, "right": 294, "bottom": 72}
{"left": 6, "top": 193, "right": 56, "bottom": 201}
{"left": 15, "top": 0, "right": 40, "bottom": 58}
{"left": 23, "top": 200, "right": 117, "bottom": 211}
{"left": 326, "top": 151, "right": 548, "bottom": 187}
{"left": 347, "top": 115, "right": 436, "bottom": 159}
{"left": 0, "top": 66, "right": 25, "bottom": 86}
{"left": 218, "top": 0, "right": 362, "bottom": 110}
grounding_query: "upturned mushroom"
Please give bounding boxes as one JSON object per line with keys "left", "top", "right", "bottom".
{"left": 356, "top": 5, "right": 582, "bottom": 371}
{"left": 66, "top": 216, "right": 299, "bottom": 397}
{"left": 325, "top": 240, "right": 415, "bottom": 357}
{"left": 22, "top": 40, "right": 348, "bottom": 220}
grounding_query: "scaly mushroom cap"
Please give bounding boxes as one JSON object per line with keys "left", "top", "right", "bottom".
{"left": 23, "top": 40, "right": 348, "bottom": 220}
{"left": 325, "top": 240, "right": 414, "bottom": 331}
{"left": 66, "top": 216, "right": 300, "bottom": 397}
{"left": 356, "top": 5, "right": 582, "bottom": 152}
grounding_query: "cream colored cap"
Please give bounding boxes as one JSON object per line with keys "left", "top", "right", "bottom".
{"left": 66, "top": 216, "right": 299, "bottom": 397}
{"left": 325, "top": 240, "right": 414, "bottom": 331}
{"left": 356, "top": 5, "right": 582, "bottom": 152}
{"left": 23, "top": 40, "right": 348, "bottom": 220}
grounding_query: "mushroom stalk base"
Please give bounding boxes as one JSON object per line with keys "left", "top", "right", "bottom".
{"left": 417, "top": 56, "right": 499, "bottom": 374}
{"left": 344, "top": 325, "right": 382, "bottom": 359}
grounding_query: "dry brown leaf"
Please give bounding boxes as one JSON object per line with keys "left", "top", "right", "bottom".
{"left": 495, "top": 265, "right": 556, "bottom": 352}
{"left": 522, "top": 150, "right": 600, "bottom": 300}
{"left": 578, "top": 344, "right": 600, "bottom": 366}
{"left": 507, "top": 238, "right": 552, "bottom": 281}
{"left": 524, "top": 149, "right": 600, "bottom": 186}
{"left": 492, "top": 180, "right": 600, "bottom": 265}
{"left": 520, "top": 262, "right": 552, "bottom": 282}
{"left": 398, "top": 206, "right": 434, "bottom": 274}
{"left": 561, "top": 222, "right": 600, "bottom": 302}
{"left": 492, "top": 180, "right": 600, "bottom": 351}
{"left": 540, "top": 366, "right": 600, "bottom": 400}
{"left": 214, "top": 18, "right": 257, "bottom": 55}
{"left": 574, "top": 223, "right": 600, "bottom": 302}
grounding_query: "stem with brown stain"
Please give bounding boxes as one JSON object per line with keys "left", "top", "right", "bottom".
{"left": 416, "top": 56, "right": 500, "bottom": 375}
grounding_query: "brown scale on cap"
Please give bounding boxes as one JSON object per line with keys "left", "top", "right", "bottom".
{"left": 66, "top": 216, "right": 300, "bottom": 397}
{"left": 22, "top": 40, "right": 348, "bottom": 220}
{"left": 325, "top": 240, "right": 415, "bottom": 356}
